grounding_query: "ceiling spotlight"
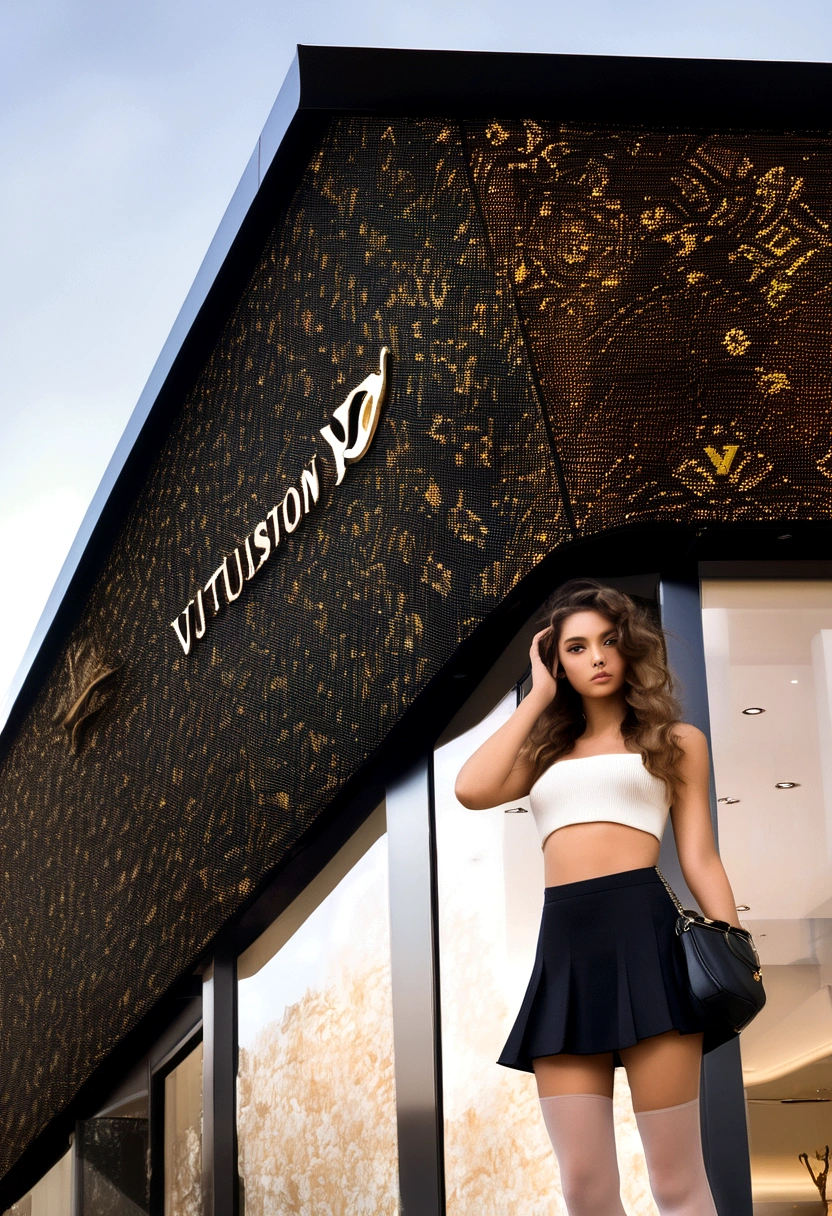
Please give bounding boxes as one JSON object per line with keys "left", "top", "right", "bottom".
{"left": 791, "top": 680, "right": 799, "bottom": 684}
{"left": 743, "top": 707, "right": 765, "bottom": 715}
{"left": 718, "top": 797, "right": 741, "bottom": 804}
{"left": 775, "top": 781, "right": 800, "bottom": 789}
{"left": 736, "top": 905, "right": 750, "bottom": 912}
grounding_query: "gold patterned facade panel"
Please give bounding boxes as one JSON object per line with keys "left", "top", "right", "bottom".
{"left": 0, "top": 118, "right": 565, "bottom": 1177}
{"left": 466, "top": 120, "right": 832, "bottom": 530}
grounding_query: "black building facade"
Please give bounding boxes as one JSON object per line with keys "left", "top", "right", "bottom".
{"left": 3, "top": 45, "right": 832, "bottom": 1215}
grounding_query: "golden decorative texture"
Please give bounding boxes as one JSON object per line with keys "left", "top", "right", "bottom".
{"left": 466, "top": 121, "right": 832, "bottom": 527}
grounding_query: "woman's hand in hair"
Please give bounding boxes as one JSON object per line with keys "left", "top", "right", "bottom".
{"left": 529, "top": 628, "right": 558, "bottom": 707}
{"left": 454, "top": 629, "right": 554, "bottom": 809}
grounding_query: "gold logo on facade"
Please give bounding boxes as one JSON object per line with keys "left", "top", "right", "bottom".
{"left": 170, "top": 348, "right": 390, "bottom": 657}
{"left": 319, "top": 348, "right": 389, "bottom": 484}
{"left": 704, "top": 444, "right": 740, "bottom": 475}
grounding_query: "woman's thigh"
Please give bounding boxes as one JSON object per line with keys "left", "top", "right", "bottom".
{"left": 533, "top": 1052, "right": 616, "bottom": 1099}
{"left": 619, "top": 1030, "right": 704, "bottom": 1112}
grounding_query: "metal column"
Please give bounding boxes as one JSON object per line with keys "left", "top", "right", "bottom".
{"left": 202, "top": 952, "right": 239, "bottom": 1216}
{"left": 659, "top": 574, "right": 753, "bottom": 1216}
{"left": 386, "top": 759, "right": 445, "bottom": 1216}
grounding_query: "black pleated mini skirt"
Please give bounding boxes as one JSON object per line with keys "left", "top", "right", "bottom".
{"left": 498, "top": 866, "right": 730, "bottom": 1072}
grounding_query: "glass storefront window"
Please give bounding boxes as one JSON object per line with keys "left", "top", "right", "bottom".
{"left": 236, "top": 805, "right": 398, "bottom": 1215}
{"left": 434, "top": 691, "right": 657, "bottom": 1215}
{"left": 72, "top": 1065, "right": 150, "bottom": 1216}
{"left": 1, "top": 1151, "right": 72, "bottom": 1216}
{"left": 702, "top": 578, "right": 832, "bottom": 1212}
{"left": 164, "top": 1040, "right": 203, "bottom": 1216}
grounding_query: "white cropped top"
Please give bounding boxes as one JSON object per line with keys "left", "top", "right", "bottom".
{"left": 528, "top": 752, "right": 670, "bottom": 848}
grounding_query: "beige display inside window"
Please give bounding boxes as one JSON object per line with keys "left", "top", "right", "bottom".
{"left": 236, "top": 805, "right": 399, "bottom": 1215}
{"left": 1, "top": 1150, "right": 72, "bottom": 1216}
{"left": 164, "top": 1041, "right": 203, "bottom": 1216}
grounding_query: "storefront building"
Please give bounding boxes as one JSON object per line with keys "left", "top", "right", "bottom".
{"left": 3, "top": 45, "right": 832, "bottom": 1216}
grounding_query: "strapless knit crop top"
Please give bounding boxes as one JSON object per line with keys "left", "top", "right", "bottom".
{"left": 528, "top": 752, "right": 670, "bottom": 848}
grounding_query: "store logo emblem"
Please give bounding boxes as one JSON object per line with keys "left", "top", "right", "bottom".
{"left": 170, "top": 348, "right": 390, "bottom": 657}
{"left": 704, "top": 444, "right": 740, "bottom": 475}
{"left": 320, "top": 347, "right": 388, "bottom": 484}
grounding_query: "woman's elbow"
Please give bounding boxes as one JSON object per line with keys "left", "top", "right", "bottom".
{"left": 454, "top": 778, "right": 477, "bottom": 808}
{"left": 454, "top": 777, "right": 489, "bottom": 809}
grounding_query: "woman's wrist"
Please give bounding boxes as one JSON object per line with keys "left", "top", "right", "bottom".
{"left": 522, "top": 687, "right": 556, "bottom": 715}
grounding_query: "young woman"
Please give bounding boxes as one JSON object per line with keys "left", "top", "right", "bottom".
{"left": 455, "top": 579, "right": 741, "bottom": 1216}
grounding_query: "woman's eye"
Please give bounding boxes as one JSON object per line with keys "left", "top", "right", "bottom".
{"left": 604, "top": 637, "right": 618, "bottom": 646}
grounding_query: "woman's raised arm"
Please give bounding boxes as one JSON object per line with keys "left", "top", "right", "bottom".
{"left": 455, "top": 630, "right": 556, "bottom": 809}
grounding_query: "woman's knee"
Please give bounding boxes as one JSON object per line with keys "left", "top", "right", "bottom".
{"left": 560, "top": 1160, "right": 621, "bottom": 1214}
{"left": 643, "top": 1169, "right": 692, "bottom": 1212}
{"left": 539, "top": 1094, "right": 627, "bottom": 1215}
{"left": 635, "top": 1099, "right": 717, "bottom": 1215}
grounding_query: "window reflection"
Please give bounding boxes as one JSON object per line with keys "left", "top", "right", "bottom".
{"left": 1, "top": 1151, "right": 72, "bottom": 1216}
{"left": 702, "top": 578, "right": 832, "bottom": 1210}
{"left": 236, "top": 806, "right": 398, "bottom": 1215}
{"left": 75, "top": 1072, "right": 149, "bottom": 1216}
{"left": 164, "top": 1041, "right": 202, "bottom": 1216}
{"left": 434, "top": 692, "right": 658, "bottom": 1215}
{"left": 77, "top": 1115, "right": 150, "bottom": 1215}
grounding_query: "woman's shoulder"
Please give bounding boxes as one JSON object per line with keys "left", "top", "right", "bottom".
{"left": 671, "top": 722, "right": 709, "bottom": 757}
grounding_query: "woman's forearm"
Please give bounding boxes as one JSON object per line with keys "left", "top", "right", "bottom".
{"left": 672, "top": 729, "right": 742, "bottom": 929}
{"left": 681, "top": 850, "right": 742, "bottom": 929}
{"left": 454, "top": 691, "right": 551, "bottom": 808}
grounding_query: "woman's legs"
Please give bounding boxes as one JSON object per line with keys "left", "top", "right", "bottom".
{"left": 619, "top": 1031, "right": 717, "bottom": 1215}
{"left": 533, "top": 1053, "right": 626, "bottom": 1216}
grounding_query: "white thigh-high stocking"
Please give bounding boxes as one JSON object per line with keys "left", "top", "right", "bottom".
{"left": 635, "top": 1098, "right": 717, "bottom": 1215}
{"left": 539, "top": 1094, "right": 627, "bottom": 1216}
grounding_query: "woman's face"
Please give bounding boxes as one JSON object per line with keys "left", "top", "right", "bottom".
{"left": 556, "top": 609, "right": 627, "bottom": 699}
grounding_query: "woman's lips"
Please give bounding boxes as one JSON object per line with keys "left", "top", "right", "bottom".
{"left": 591, "top": 673, "right": 611, "bottom": 682}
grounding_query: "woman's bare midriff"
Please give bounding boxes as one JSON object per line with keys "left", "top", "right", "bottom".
{"left": 542, "top": 821, "right": 661, "bottom": 887}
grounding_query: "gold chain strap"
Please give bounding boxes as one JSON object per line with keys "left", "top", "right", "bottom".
{"left": 655, "top": 865, "right": 687, "bottom": 916}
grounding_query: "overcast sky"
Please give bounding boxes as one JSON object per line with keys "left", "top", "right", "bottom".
{"left": 3, "top": 0, "right": 832, "bottom": 705}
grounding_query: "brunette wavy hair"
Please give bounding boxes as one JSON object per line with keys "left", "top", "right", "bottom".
{"left": 521, "top": 579, "right": 685, "bottom": 800}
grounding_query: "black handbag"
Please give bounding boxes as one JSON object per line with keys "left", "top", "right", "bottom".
{"left": 656, "top": 867, "right": 766, "bottom": 1036}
